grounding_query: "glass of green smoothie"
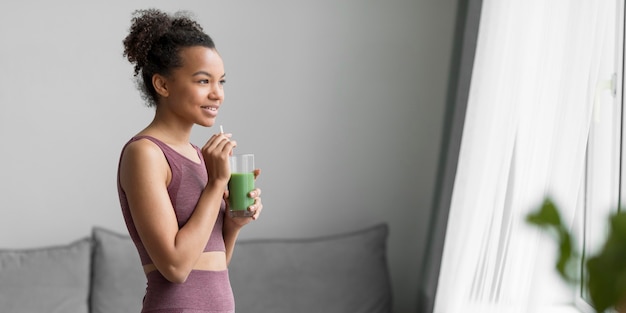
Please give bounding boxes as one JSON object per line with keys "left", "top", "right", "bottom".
{"left": 228, "top": 153, "right": 255, "bottom": 217}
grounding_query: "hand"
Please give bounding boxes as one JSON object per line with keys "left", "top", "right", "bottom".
{"left": 248, "top": 169, "right": 263, "bottom": 220}
{"left": 201, "top": 132, "right": 237, "bottom": 185}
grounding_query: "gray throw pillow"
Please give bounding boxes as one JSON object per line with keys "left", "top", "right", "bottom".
{"left": 90, "top": 227, "right": 145, "bottom": 313}
{"left": 229, "top": 223, "right": 393, "bottom": 313}
{"left": 0, "top": 237, "right": 92, "bottom": 313}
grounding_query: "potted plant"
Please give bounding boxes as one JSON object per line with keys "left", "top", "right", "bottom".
{"left": 527, "top": 197, "right": 626, "bottom": 313}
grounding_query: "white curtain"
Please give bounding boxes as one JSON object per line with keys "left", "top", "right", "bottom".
{"left": 434, "top": 1, "right": 618, "bottom": 312}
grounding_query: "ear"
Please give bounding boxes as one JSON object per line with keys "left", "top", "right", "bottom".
{"left": 152, "top": 74, "right": 169, "bottom": 98}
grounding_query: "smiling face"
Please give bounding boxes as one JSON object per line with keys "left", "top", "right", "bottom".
{"left": 155, "top": 46, "right": 225, "bottom": 127}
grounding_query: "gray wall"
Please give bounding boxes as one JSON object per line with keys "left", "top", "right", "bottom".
{"left": 0, "top": 1, "right": 458, "bottom": 312}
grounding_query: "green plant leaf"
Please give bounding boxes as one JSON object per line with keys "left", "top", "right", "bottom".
{"left": 555, "top": 228, "right": 576, "bottom": 283}
{"left": 526, "top": 197, "right": 578, "bottom": 283}
{"left": 587, "top": 212, "right": 626, "bottom": 313}
{"left": 526, "top": 198, "right": 562, "bottom": 227}
{"left": 525, "top": 198, "right": 626, "bottom": 312}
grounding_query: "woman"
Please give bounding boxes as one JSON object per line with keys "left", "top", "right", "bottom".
{"left": 117, "top": 8, "right": 262, "bottom": 312}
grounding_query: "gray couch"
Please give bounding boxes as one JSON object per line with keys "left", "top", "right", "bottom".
{"left": 0, "top": 223, "right": 393, "bottom": 313}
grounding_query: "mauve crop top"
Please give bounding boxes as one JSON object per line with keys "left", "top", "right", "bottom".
{"left": 117, "top": 136, "right": 226, "bottom": 265}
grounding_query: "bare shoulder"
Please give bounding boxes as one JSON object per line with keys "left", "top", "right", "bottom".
{"left": 123, "top": 138, "right": 164, "bottom": 161}
{"left": 119, "top": 138, "right": 168, "bottom": 190}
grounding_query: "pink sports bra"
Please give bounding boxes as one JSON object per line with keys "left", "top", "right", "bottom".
{"left": 117, "top": 136, "right": 226, "bottom": 265}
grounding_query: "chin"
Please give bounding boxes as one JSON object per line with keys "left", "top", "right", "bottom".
{"left": 197, "top": 119, "right": 216, "bottom": 128}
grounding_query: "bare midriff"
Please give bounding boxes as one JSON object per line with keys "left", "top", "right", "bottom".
{"left": 143, "top": 251, "right": 227, "bottom": 275}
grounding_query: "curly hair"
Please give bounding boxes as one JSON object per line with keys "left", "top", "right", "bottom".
{"left": 123, "top": 9, "right": 215, "bottom": 107}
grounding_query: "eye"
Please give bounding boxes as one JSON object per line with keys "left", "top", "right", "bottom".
{"left": 198, "top": 79, "right": 209, "bottom": 84}
{"left": 219, "top": 79, "right": 226, "bottom": 85}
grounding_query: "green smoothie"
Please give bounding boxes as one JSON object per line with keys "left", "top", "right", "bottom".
{"left": 228, "top": 172, "right": 255, "bottom": 213}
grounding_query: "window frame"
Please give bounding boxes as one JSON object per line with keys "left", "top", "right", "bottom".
{"left": 575, "top": 2, "right": 625, "bottom": 312}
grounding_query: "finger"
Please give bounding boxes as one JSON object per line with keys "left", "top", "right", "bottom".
{"left": 253, "top": 169, "right": 261, "bottom": 179}
{"left": 206, "top": 139, "right": 236, "bottom": 159}
{"left": 250, "top": 198, "right": 262, "bottom": 211}
{"left": 249, "top": 188, "right": 261, "bottom": 198}
{"left": 252, "top": 202, "right": 262, "bottom": 220}
{"left": 248, "top": 197, "right": 261, "bottom": 210}
{"left": 203, "top": 133, "right": 235, "bottom": 152}
{"left": 214, "top": 135, "right": 236, "bottom": 152}
{"left": 222, "top": 140, "right": 237, "bottom": 154}
{"left": 203, "top": 132, "right": 231, "bottom": 149}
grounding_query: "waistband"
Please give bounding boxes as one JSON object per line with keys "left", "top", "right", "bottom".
{"left": 142, "top": 269, "right": 234, "bottom": 313}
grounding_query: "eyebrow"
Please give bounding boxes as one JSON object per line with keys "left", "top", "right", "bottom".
{"left": 192, "top": 71, "right": 226, "bottom": 78}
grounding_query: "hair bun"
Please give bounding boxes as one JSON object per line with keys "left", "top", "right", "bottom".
{"left": 123, "top": 9, "right": 172, "bottom": 76}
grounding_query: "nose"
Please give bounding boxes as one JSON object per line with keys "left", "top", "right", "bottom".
{"left": 208, "top": 83, "right": 224, "bottom": 101}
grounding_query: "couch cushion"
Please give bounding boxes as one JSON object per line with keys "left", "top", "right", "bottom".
{"left": 0, "top": 237, "right": 92, "bottom": 313}
{"left": 90, "top": 227, "right": 145, "bottom": 313}
{"left": 229, "top": 223, "right": 393, "bottom": 313}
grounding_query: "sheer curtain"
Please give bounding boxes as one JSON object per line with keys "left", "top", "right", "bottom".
{"left": 434, "top": 1, "right": 617, "bottom": 313}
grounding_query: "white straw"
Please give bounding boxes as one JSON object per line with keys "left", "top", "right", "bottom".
{"left": 220, "top": 125, "right": 224, "bottom": 134}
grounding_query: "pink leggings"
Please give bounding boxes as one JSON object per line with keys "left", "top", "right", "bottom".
{"left": 142, "top": 269, "right": 235, "bottom": 313}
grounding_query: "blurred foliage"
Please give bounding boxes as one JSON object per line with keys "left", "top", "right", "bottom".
{"left": 527, "top": 197, "right": 626, "bottom": 313}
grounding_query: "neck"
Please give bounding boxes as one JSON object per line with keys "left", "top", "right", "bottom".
{"left": 141, "top": 107, "right": 193, "bottom": 146}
